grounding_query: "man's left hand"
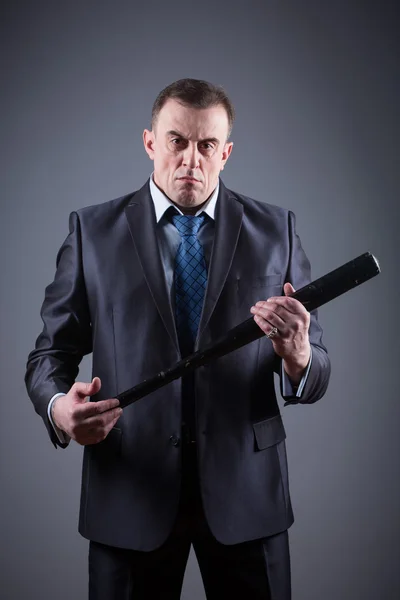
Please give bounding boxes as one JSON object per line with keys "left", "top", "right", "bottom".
{"left": 250, "top": 282, "right": 311, "bottom": 384}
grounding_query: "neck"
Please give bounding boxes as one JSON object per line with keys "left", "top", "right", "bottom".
{"left": 177, "top": 201, "right": 208, "bottom": 216}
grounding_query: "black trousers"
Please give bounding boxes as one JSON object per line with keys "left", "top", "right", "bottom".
{"left": 88, "top": 442, "right": 291, "bottom": 600}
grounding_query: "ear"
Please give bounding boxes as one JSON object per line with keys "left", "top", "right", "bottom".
{"left": 220, "top": 141, "right": 233, "bottom": 171}
{"left": 143, "top": 129, "right": 155, "bottom": 160}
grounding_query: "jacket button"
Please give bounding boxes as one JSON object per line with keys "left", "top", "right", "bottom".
{"left": 169, "top": 434, "right": 180, "bottom": 447}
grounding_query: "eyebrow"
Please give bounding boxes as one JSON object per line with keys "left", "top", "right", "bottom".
{"left": 166, "top": 130, "right": 220, "bottom": 144}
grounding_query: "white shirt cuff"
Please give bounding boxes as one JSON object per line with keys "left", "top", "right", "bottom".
{"left": 48, "top": 393, "right": 71, "bottom": 445}
{"left": 281, "top": 347, "right": 313, "bottom": 398}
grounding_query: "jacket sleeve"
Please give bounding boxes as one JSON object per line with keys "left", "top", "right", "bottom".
{"left": 25, "top": 211, "right": 92, "bottom": 446}
{"left": 279, "top": 210, "right": 331, "bottom": 405}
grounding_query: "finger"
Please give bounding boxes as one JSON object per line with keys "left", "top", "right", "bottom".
{"left": 72, "top": 377, "right": 102, "bottom": 402}
{"left": 79, "top": 410, "right": 122, "bottom": 430}
{"left": 265, "top": 296, "right": 309, "bottom": 316}
{"left": 252, "top": 300, "right": 296, "bottom": 323}
{"left": 72, "top": 408, "right": 122, "bottom": 438}
{"left": 78, "top": 434, "right": 106, "bottom": 446}
{"left": 88, "top": 407, "right": 123, "bottom": 428}
{"left": 251, "top": 311, "right": 289, "bottom": 340}
{"left": 284, "top": 282, "right": 296, "bottom": 296}
{"left": 76, "top": 415, "right": 122, "bottom": 446}
{"left": 250, "top": 304, "right": 287, "bottom": 328}
{"left": 253, "top": 314, "right": 282, "bottom": 338}
{"left": 74, "top": 398, "right": 121, "bottom": 420}
{"left": 251, "top": 300, "right": 311, "bottom": 338}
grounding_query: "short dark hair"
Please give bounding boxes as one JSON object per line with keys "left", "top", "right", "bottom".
{"left": 151, "top": 78, "right": 235, "bottom": 138}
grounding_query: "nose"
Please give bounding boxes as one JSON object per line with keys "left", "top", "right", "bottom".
{"left": 182, "top": 143, "right": 200, "bottom": 169}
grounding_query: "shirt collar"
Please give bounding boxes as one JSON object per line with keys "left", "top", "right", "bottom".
{"left": 149, "top": 173, "right": 219, "bottom": 223}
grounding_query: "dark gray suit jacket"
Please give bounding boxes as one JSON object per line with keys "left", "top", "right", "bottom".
{"left": 25, "top": 179, "right": 331, "bottom": 551}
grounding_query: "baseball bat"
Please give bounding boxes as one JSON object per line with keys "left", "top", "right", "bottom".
{"left": 116, "top": 251, "right": 380, "bottom": 408}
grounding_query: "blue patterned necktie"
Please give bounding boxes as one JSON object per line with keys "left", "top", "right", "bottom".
{"left": 172, "top": 214, "right": 207, "bottom": 355}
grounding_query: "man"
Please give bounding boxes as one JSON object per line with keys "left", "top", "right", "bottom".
{"left": 25, "top": 78, "right": 330, "bottom": 599}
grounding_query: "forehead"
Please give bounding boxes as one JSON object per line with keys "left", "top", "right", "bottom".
{"left": 156, "top": 98, "right": 229, "bottom": 140}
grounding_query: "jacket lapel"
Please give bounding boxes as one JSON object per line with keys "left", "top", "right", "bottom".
{"left": 124, "top": 180, "right": 179, "bottom": 353}
{"left": 197, "top": 181, "right": 243, "bottom": 344}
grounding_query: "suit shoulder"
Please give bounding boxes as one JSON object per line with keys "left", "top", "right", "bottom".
{"left": 73, "top": 191, "right": 137, "bottom": 222}
{"left": 62, "top": 189, "right": 145, "bottom": 239}
{"left": 226, "top": 187, "right": 292, "bottom": 221}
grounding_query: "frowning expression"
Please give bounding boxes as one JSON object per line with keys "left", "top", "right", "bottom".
{"left": 143, "top": 99, "right": 233, "bottom": 211}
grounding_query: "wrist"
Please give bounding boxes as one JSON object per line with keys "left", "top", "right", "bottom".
{"left": 283, "top": 345, "right": 311, "bottom": 384}
{"left": 51, "top": 396, "right": 64, "bottom": 431}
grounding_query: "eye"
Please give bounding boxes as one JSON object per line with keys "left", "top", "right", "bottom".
{"left": 201, "top": 142, "right": 214, "bottom": 151}
{"left": 170, "top": 138, "right": 186, "bottom": 149}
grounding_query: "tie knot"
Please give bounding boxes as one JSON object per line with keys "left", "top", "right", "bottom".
{"left": 172, "top": 214, "right": 205, "bottom": 237}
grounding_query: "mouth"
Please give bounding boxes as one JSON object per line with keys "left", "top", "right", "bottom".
{"left": 177, "top": 177, "right": 200, "bottom": 183}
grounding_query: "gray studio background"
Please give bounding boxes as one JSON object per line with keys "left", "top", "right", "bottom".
{"left": 1, "top": 1, "right": 399, "bottom": 598}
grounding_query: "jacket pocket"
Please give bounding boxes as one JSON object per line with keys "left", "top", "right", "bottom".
{"left": 239, "top": 274, "right": 283, "bottom": 288}
{"left": 253, "top": 414, "right": 286, "bottom": 450}
{"left": 238, "top": 274, "right": 283, "bottom": 306}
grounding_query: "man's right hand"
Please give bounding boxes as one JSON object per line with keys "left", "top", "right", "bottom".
{"left": 51, "top": 377, "right": 122, "bottom": 445}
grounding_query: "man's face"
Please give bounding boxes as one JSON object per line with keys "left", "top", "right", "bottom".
{"left": 143, "top": 99, "right": 233, "bottom": 210}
